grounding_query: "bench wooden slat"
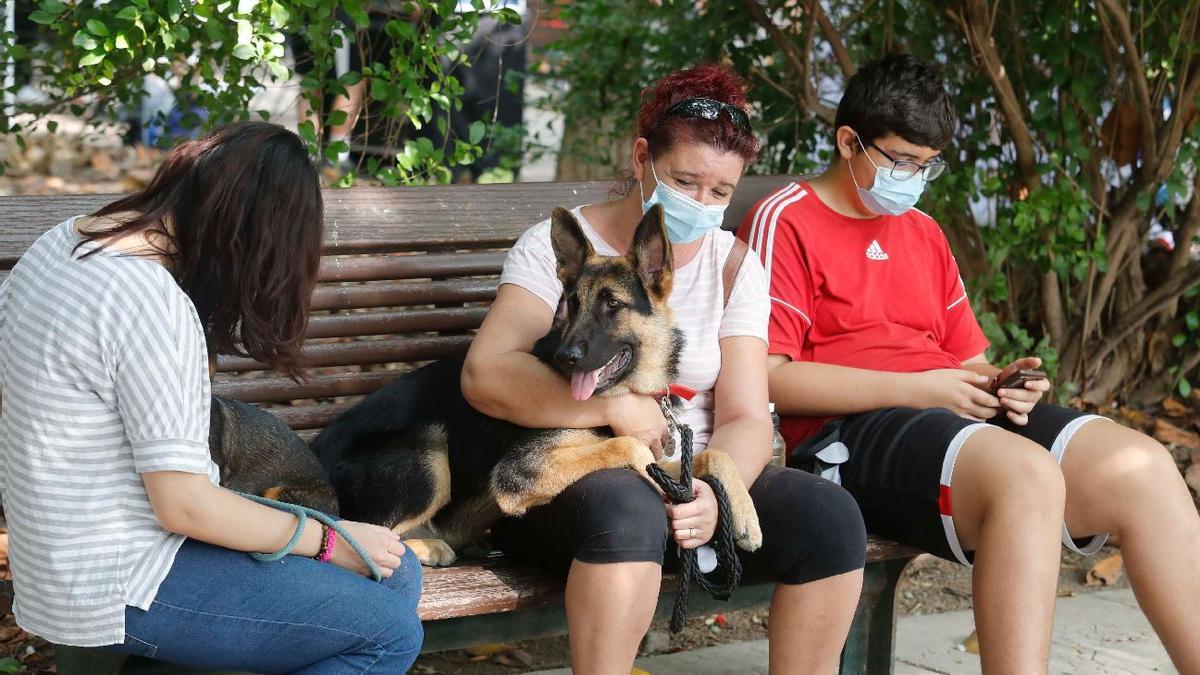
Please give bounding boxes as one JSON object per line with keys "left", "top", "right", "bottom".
{"left": 416, "top": 535, "right": 919, "bottom": 621}
{"left": 213, "top": 370, "right": 402, "bottom": 403}
{"left": 216, "top": 335, "right": 473, "bottom": 372}
{"left": 305, "top": 307, "right": 488, "bottom": 338}
{"left": 318, "top": 252, "right": 505, "bottom": 282}
{"left": 0, "top": 176, "right": 791, "bottom": 265}
{"left": 311, "top": 279, "right": 497, "bottom": 311}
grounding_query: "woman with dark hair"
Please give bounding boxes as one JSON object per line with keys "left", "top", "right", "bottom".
{"left": 462, "top": 66, "right": 868, "bottom": 673}
{"left": 0, "top": 122, "right": 423, "bottom": 673}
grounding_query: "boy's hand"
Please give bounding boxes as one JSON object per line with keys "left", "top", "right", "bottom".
{"left": 992, "top": 357, "right": 1050, "bottom": 426}
{"left": 905, "top": 369, "right": 1001, "bottom": 420}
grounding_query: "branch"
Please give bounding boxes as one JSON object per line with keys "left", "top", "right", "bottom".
{"left": 813, "top": 1, "right": 855, "bottom": 78}
{"left": 1096, "top": 0, "right": 1158, "bottom": 173}
{"left": 1152, "top": 7, "right": 1200, "bottom": 182}
{"left": 1170, "top": 170, "right": 1200, "bottom": 276}
{"left": 1090, "top": 261, "right": 1200, "bottom": 365}
{"left": 741, "top": 0, "right": 836, "bottom": 125}
{"left": 956, "top": 0, "right": 1039, "bottom": 190}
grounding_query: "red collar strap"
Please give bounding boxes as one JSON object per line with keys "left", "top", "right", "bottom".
{"left": 660, "top": 384, "right": 697, "bottom": 401}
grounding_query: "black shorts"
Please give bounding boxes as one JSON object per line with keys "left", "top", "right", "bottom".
{"left": 491, "top": 464, "right": 867, "bottom": 586}
{"left": 791, "top": 404, "right": 1110, "bottom": 566}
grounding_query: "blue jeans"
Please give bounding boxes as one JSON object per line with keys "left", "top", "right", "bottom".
{"left": 107, "top": 539, "right": 424, "bottom": 673}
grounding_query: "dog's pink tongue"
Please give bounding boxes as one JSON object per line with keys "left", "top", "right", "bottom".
{"left": 570, "top": 369, "right": 601, "bottom": 401}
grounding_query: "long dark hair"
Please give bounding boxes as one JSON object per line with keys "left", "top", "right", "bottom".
{"left": 82, "top": 122, "right": 323, "bottom": 378}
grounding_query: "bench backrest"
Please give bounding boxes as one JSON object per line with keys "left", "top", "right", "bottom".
{"left": 0, "top": 176, "right": 796, "bottom": 440}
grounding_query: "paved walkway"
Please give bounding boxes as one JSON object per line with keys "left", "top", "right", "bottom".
{"left": 529, "top": 589, "right": 1174, "bottom": 674}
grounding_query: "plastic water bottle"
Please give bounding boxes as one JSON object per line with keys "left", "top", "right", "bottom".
{"left": 769, "top": 402, "right": 787, "bottom": 467}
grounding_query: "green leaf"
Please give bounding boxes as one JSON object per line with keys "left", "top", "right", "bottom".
{"left": 87, "top": 19, "right": 110, "bottom": 36}
{"left": 468, "top": 120, "right": 486, "bottom": 145}
{"left": 496, "top": 7, "right": 522, "bottom": 24}
{"left": 1188, "top": 311, "right": 1200, "bottom": 332}
{"left": 231, "top": 44, "right": 257, "bottom": 60}
{"left": 79, "top": 52, "right": 104, "bottom": 67}
{"left": 270, "top": 2, "right": 290, "bottom": 26}
{"left": 167, "top": 0, "right": 184, "bottom": 22}
{"left": 1174, "top": 333, "right": 1187, "bottom": 347}
{"left": 116, "top": 6, "right": 141, "bottom": 20}
{"left": 297, "top": 120, "right": 318, "bottom": 146}
{"left": 40, "top": 0, "right": 66, "bottom": 11}
{"left": 0, "top": 657, "right": 19, "bottom": 673}
{"left": 47, "top": 120, "right": 57, "bottom": 133}
{"left": 28, "top": 10, "right": 56, "bottom": 24}
{"left": 73, "top": 31, "right": 98, "bottom": 50}
{"left": 115, "top": 33, "right": 129, "bottom": 50}
{"left": 1180, "top": 378, "right": 1193, "bottom": 399}
{"left": 268, "top": 60, "right": 289, "bottom": 81}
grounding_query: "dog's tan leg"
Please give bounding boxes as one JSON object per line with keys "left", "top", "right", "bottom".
{"left": 693, "top": 449, "right": 762, "bottom": 551}
{"left": 403, "top": 538, "right": 458, "bottom": 567}
{"left": 493, "top": 432, "right": 657, "bottom": 516}
{"left": 391, "top": 444, "right": 457, "bottom": 566}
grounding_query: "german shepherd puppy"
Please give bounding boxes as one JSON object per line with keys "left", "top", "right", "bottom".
{"left": 210, "top": 395, "right": 339, "bottom": 515}
{"left": 312, "top": 206, "right": 761, "bottom": 566}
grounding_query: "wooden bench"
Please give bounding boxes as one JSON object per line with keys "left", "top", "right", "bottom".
{"left": 0, "top": 177, "right": 918, "bottom": 674}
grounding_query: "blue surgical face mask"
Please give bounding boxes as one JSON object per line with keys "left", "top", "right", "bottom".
{"left": 850, "top": 134, "right": 926, "bottom": 216}
{"left": 640, "top": 159, "right": 727, "bottom": 243}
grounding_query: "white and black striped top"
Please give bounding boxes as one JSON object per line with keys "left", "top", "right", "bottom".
{"left": 0, "top": 217, "right": 217, "bottom": 647}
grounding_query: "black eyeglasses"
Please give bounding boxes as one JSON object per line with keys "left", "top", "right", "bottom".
{"left": 665, "top": 98, "right": 753, "bottom": 134}
{"left": 860, "top": 135, "right": 947, "bottom": 182}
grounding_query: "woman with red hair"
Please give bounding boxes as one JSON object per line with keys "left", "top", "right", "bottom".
{"left": 462, "top": 65, "right": 867, "bottom": 673}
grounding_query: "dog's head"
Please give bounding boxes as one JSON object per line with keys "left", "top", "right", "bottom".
{"left": 548, "top": 204, "right": 681, "bottom": 400}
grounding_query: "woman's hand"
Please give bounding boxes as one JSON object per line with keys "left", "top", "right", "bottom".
{"left": 666, "top": 480, "right": 718, "bottom": 549}
{"left": 993, "top": 356, "right": 1050, "bottom": 426}
{"left": 331, "top": 521, "right": 408, "bottom": 578}
{"left": 606, "top": 393, "right": 669, "bottom": 458}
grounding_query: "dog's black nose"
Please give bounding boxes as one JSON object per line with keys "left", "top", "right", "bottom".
{"left": 555, "top": 342, "right": 586, "bottom": 369}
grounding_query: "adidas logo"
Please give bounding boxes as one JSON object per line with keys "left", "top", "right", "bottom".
{"left": 866, "top": 240, "right": 889, "bottom": 261}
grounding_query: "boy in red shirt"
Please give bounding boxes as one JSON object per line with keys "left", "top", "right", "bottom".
{"left": 740, "top": 53, "right": 1200, "bottom": 672}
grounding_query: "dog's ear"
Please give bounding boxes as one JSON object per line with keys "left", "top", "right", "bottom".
{"left": 550, "top": 207, "right": 594, "bottom": 288}
{"left": 630, "top": 204, "right": 673, "bottom": 299}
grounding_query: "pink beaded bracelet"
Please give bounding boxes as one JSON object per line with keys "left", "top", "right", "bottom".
{"left": 315, "top": 524, "right": 337, "bottom": 563}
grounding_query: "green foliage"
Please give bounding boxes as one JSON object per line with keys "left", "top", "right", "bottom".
{"left": 1, "top": 0, "right": 522, "bottom": 185}
{"left": 544, "top": 0, "right": 1200, "bottom": 398}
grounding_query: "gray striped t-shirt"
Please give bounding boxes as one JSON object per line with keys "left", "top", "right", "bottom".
{"left": 0, "top": 217, "right": 218, "bottom": 647}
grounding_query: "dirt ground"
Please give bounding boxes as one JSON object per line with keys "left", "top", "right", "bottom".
{"left": 403, "top": 544, "right": 1129, "bottom": 674}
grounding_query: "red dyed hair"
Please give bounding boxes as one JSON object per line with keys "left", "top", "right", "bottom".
{"left": 637, "top": 64, "right": 759, "bottom": 164}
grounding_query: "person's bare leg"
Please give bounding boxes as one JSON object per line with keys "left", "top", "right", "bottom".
{"left": 767, "top": 569, "right": 863, "bottom": 674}
{"left": 329, "top": 80, "right": 366, "bottom": 140}
{"left": 565, "top": 560, "right": 660, "bottom": 675}
{"left": 1059, "top": 421, "right": 1200, "bottom": 673}
{"left": 950, "top": 427, "right": 1065, "bottom": 674}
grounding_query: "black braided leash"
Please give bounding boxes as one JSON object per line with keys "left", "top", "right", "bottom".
{"left": 645, "top": 397, "right": 744, "bottom": 633}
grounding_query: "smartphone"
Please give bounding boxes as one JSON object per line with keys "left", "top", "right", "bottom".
{"left": 990, "top": 368, "right": 1047, "bottom": 394}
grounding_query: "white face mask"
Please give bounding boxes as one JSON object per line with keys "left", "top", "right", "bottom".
{"left": 639, "top": 159, "right": 728, "bottom": 243}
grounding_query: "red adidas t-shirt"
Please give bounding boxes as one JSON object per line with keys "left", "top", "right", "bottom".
{"left": 736, "top": 181, "right": 990, "bottom": 447}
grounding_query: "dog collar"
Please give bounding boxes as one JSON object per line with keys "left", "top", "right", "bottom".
{"left": 661, "top": 384, "right": 697, "bottom": 401}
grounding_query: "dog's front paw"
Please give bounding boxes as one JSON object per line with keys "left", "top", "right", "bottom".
{"left": 404, "top": 538, "right": 458, "bottom": 567}
{"left": 733, "top": 505, "right": 763, "bottom": 552}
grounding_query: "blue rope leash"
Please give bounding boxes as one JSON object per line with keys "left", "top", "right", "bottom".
{"left": 236, "top": 491, "right": 383, "bottom": 582}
